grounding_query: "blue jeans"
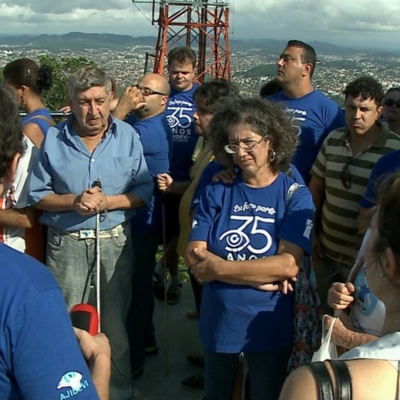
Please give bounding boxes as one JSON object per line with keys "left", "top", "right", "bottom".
{"left": 46, "top": 224, "right": 135, "bottom": 400}
{"left": 127, "top": 232, "right": 160, "bottom": 370}
{"left": 204, "top": 346, "right": 291, "bottom": 400}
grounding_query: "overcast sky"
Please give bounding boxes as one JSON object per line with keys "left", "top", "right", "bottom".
{"left": 0, "top": 0, "right": 399, "bottom": 50}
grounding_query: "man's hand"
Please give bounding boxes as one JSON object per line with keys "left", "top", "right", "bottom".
{"left": 252, "top": 278, "right": 297, "bottom": 293}
{"left": 112, "top": 86, "right": 147, "bottom": 120}
{"left": 74, "top": 328, "right": 111, "bottom": 370}
{"left": 212, "top": 168, "right": 236, "bottom": 184}
{"left": 327, "top": 281, "right": 355, "bottom": 310}
{"left": 74, "top": 328, "right": 110, "bottom": 400}
{"left": 74, "top": 187, "right": 107, "bottom": 216}
{"left": 157, "top": 173, "right": 173, "bottom": 192}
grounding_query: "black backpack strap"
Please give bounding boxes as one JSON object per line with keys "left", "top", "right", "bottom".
{"left": 308, "top": 362, "right": 334, "bottom": 400}
{"left": 326, "top": 360, "right": 352, "bottom": 400}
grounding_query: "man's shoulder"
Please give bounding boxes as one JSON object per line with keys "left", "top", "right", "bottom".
{"left": 168, "top": 84, "right": 197, "bottom": 103}
{"left": 325, "top": 126, "right": 347, "bottom": 139}
{"left": 375, "top": 149, "right": 400, "bottom": 172}
{"left": 302, "top": 90, "right": 341, "bottom": 111}
{"left": 0, "top": 243, "right": 59, "bottom": 295}
{"left": 134, "top": 113, "right": 169, "bottom": 135}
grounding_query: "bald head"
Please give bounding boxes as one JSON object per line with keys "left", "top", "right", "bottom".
{"left": 136, "top": 73, "right": 170, "bottom": 120}
{"left": 139, "top": 73, "right": 170, "bottom": 96}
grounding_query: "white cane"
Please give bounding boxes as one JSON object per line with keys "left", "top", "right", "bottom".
{"left": 93, "top": 178, "right": 102, "bottom": 333}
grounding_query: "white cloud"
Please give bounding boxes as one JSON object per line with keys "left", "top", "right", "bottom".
{"left": 0, "top": 0, "right": 399, "bottom": 48}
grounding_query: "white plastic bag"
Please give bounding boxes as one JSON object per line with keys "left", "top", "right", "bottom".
{"left": 311, "top": 315, "right": 338, "bottom": 362}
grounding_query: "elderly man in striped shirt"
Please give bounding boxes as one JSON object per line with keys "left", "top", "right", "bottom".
{"left": 309, "top": 76, "right": 400, "bottom": 313}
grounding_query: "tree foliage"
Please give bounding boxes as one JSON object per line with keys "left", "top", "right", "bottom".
{"left": 38, "top": 55, "right": 96, "bottom": 110}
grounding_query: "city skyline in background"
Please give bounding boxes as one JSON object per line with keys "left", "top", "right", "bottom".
{"left": 0, "top": 0, "right": 399, "bottom": 51}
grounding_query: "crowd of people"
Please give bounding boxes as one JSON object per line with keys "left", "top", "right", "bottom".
{"left": 1, "top": 39, "right": 400, "bottom": 400}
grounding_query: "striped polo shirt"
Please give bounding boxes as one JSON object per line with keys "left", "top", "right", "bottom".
{"left": 311, "top": 122, "right": 400, "bottom": 266}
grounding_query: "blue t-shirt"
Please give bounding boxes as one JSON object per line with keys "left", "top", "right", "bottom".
{"left": 166, "top": 83, "right": 199, "bottom": 182}
{"left": 125, "top": 113, "right": 172, "bottom": 235}
{"left": 22, "top": 108, "right": 53, "bottom": 136}
{"left": 267, "top": 90, "right": 345, "bottom": 185}
{"left": 189, "top": 172, "right": 315, "bottom": 352}
{"left": 360, "top": 149, "right": 400, "bottom": 209}
{"left": 0, "top": 243, "right": 99, "bottom": 400}
{"left": 190, "top": 161, "right": 305, "bottom": 214}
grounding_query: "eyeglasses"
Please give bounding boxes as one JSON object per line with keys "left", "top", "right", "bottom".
{"left": 383, "top": 98, "right": 400, "bottom": 108}
{"left": 224, "top": 136, "right": 267, "bottom": 154}
{"left": 341, "top": 158, "right": 353, "bottom": 190}
{"left": 135, "top": 85, "right": 167, "bottom": 97}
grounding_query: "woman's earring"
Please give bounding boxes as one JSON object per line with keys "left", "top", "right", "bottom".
{"left": 269, "top": 149, "right": 276, "bottom": 162}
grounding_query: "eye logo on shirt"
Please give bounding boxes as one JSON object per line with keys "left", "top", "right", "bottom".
{"left": 57, "top": 371, "right": 90, "bottom": 399}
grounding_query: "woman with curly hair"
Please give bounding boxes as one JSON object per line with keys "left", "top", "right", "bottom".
{"left": 3, "top": 58, "right": 54, "bottom": 148}
{"left": 185, "top": 98, "right": 315, "bottom": 400}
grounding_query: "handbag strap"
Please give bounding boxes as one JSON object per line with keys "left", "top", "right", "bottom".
{"left": 309, "top": 362, "right": 334, "bottom": 400}
{"left": 326, "top": 360, "right": 352, "bottom": 400}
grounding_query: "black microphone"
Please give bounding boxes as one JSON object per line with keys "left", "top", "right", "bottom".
{"left": 92, "top": 178, "right": 102, "bottom": 189}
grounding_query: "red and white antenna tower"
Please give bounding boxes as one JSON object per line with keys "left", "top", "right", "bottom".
{"left": 132, "top": 0, "right": 231, "bottom": 83}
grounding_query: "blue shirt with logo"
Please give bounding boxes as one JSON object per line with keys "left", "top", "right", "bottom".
{"left": 267, "top": 90, "right": 345, "bottom": 185}
{"left": 189, "top": 172, "right": 315, "bottom": 352}
{"left": 0, "top": 243, "right": 99, "bottom": 400}
{"left": 166, "top": 83, "right": 199, "bottom": 182}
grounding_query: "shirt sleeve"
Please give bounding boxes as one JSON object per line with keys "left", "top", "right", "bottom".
{"left": 9, "top": 288, "right": 100, "bottom": 400}
{"left": 278, "top": 184, "right": 315, "bottom": 255}
{"left": 189, "top": 163, "right": 220, "bottom": 214}
{"left": 127, "top": 132, "right": 154, "bottom": 207}
{"left": 359, "top": 160, "right": 382, "bottom": 208}
{"left": 28, "top": 138, "right": 56, "bottom": 205}
{"left": 189, "top": 183, "right": 221, "bottom": 242}
{"left": 310, "top": 138, "right": 328, "bottom": 180}
{"left": 12, "top": 140, "right": 38, "bottom": 208}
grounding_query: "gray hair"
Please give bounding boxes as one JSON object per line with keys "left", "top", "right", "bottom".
{"left": 68, "top": 67, "right": 112, "bottom": 99}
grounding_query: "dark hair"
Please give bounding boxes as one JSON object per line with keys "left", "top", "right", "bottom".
{"left": 343, "top": 76, "right": 384, "bottom": 106}
{"left": 259, "top": 79, "right": 282, "bottom": 98}
{"left": 373, "top": 174, "right": 400, "bottom": 262}
{"left": 167, "top": 47, "right": 197, "bottom": 68}
{"left": 385, "top": 87, "right": 400, "bottom": 98}
{"left": 209, "top": 98, "right": 299, "bottom": 173}
{"left": 194, "top": 79, "right": 240, "bottom": 114}
{"left": 0, "top": 87, "right": 24, "bottom": 181}
{"left": 286, "top": 40, "right": 316, "bottom": 77}
{"left": 3, "top": 58, "right": 53, "bottom": 94}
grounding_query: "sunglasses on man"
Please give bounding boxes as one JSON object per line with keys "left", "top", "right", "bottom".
{"left": 383, "top": 98, "right": 400, "bottom": 108}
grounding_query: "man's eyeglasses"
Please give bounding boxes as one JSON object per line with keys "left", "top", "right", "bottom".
{"left": 135, "top": 85, "right": 167, "bottom": 97}
{"left": 383, "top": 98, "right": 400, "bottom": 108}
{"left": 341, "top": 158, "right": 353, "bottom": 190}
{"left": 224, "top": 136, "right": 267, "bottom": 154}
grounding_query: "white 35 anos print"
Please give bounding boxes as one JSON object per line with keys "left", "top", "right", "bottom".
{"left": 219, "top": 215, "right": 274, "bottom": 256}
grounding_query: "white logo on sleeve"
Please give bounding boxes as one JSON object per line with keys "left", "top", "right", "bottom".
{"left": 303, "top": 219, "right": 313, "bottom": 240}
{"left": 57, "top": 371, "right": 90, "bottom": 399}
